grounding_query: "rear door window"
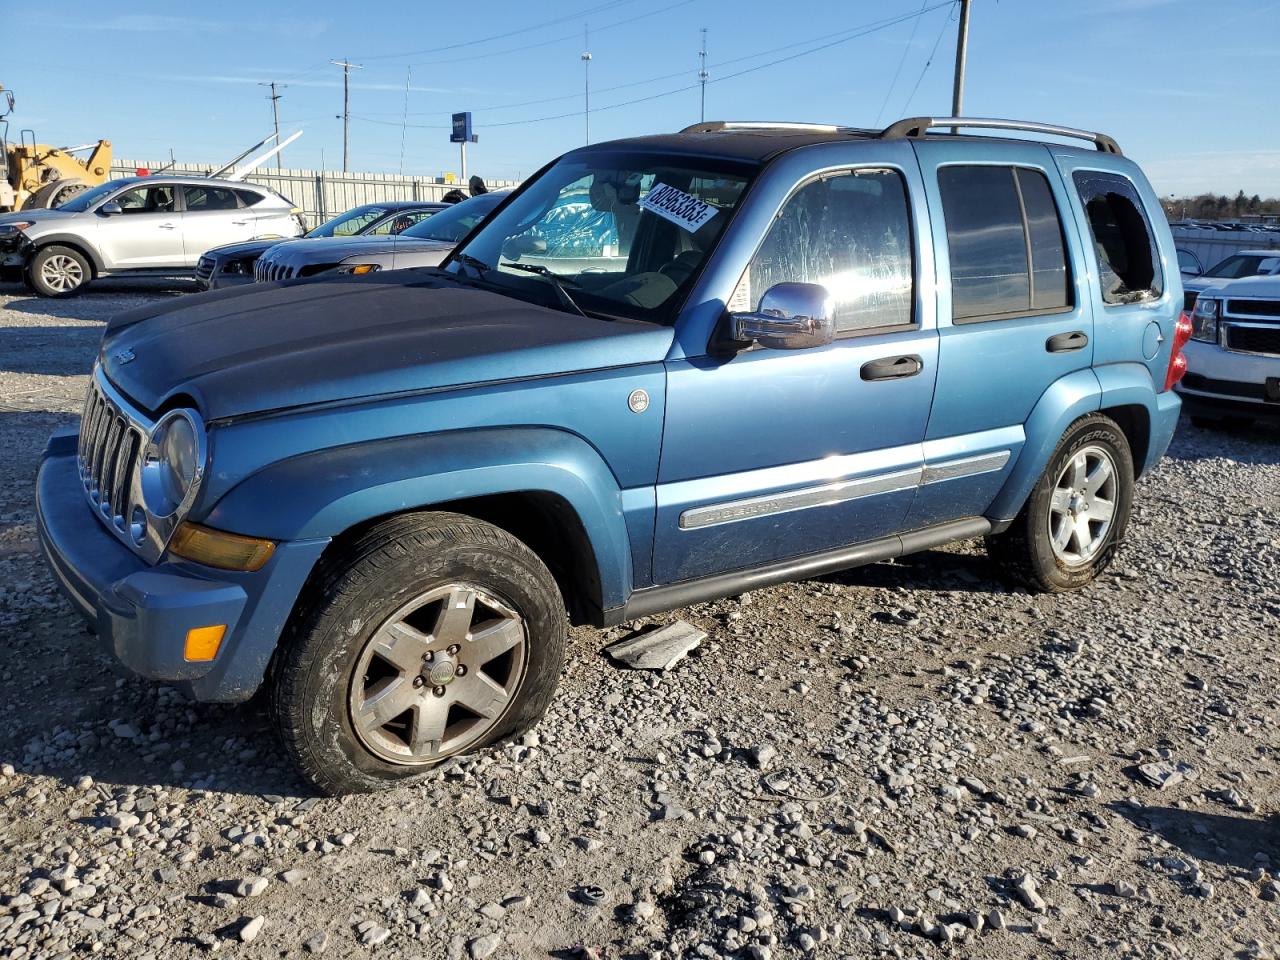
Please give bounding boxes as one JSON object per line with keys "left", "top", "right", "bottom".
{"left": 1072, "top": 170, "right": 1163, "bottom": 304}
{"left": 938, "top": 165, "right": 1071, "bottom": 321}
{"left": 183, "top": 186, "right": 240, "bottom": 211}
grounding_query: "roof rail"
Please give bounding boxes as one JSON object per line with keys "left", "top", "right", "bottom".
{"left": 680, "top": 120, "right": 855, "bottom": 135}
{"left": 880, "top": 116, "right": 1122, "bottom": 155}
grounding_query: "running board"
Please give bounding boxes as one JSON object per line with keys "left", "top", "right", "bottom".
{"left": 603, "top": 516, "right": 992, "bottom": 626}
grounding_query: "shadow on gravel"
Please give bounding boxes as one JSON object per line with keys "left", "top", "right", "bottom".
{"left": 1107, "top": 802, "right": 1280, "bottom": 870}
{"left": 819, "top": 549, "right": 1010, "bottom": 595}
{"left": 0, "top": 278, "right": 195, "bottom": 308}
{"left": 0, "top": 324, "right": 104, "bottom": 377}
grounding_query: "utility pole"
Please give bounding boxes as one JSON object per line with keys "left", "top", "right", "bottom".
{"left": 259, "top": 81, "right": 286, "bottom": 169}
{"left": 698, "top": 28, "right": 708, "bottom": 122}
{"left": 331, "top": 59, "right": 362, "bottom": 171}
{"left": 950, "top": 0, "right": 971, "bottom": 127}
{"left": 581, "top": 25, "right": 592, "bottom": 145}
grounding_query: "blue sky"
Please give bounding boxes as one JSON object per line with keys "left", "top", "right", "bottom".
{"left": 9, "top": 0, "right": 1280, "bottom": 195}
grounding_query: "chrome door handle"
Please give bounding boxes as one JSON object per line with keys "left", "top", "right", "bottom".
{"left": 158, "top": 223, "right": 176, "bottom": 229}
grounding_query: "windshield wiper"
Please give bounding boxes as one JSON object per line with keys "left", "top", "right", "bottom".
{"left": 452, "top": 252, "right": 491, "bottom": 278}
{"left": 502, "top": 262, "right": 588, "bottom": 318}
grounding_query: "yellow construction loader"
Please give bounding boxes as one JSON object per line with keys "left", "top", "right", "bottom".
{"left": 0, "top": 85, "right": 112, "bottom": 212}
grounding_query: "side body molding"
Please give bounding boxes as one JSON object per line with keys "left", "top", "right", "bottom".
{"left": 986, "top": 368, "right": 1102, "bottom": 522}
{"left": 203, "top": 427, "right": 634, "bottom": 611}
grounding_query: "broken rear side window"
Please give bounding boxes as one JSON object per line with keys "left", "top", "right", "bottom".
{"left": 1073, "top": 170, "right": 1163, "bottom": 305}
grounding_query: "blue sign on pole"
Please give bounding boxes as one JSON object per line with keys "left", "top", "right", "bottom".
{"left": 450, "top": 112, "right": 477, "bottom": 143}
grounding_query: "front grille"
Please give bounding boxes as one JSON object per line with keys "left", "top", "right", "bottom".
{"left": 254, "top": 258, "right": 296, "bottom": 283}
{"left": 1224, "top": 324, "right": 1280, "bottom": 356}
{"left": 195, "top": 256, "right": 215, "bottom": 282}
{"left": 1227, "top": 299, "right": 1280, "bottom": 318}
{"left": 1181, "top": 372, "right": 1270, "bottom": 400}
{"left": 77, "top": 375, "right": 148, "bottom": 536}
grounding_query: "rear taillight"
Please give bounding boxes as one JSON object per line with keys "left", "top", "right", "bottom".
{"left": 1164, "top": 312, "right": 1194, "bottom": 391}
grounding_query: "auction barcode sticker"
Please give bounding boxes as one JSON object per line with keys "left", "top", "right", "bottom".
{"left": 638, "top": 182, "right": 719, "bottom": 232}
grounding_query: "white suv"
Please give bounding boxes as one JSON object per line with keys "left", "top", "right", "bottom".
{"left": 1179, "top": 274, "right": 1280, "bottom": 425}
{"left": 0, "top": 176, "right": 303, "bottom": 296}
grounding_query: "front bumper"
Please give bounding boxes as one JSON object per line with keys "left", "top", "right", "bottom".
{"left": 36, "top": 428, "right": 328, "bottom": 702}
{"left": 1177, "top": 339, "right": 1280, "bottom": 421}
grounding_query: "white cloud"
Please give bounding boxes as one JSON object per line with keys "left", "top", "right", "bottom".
{"left": 1140, "top": 150, "right": 1280, "bottom": 197}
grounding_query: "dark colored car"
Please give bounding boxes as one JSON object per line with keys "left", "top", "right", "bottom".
{"left": 195, "top": 201, "right": 446, "bottom": 290}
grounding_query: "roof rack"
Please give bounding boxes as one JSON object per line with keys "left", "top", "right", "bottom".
{"left": 880, "top": 117, "right": 1122, "bottom": 155}
{"left": 679, "top": 120, "right": 860, "bottom": 135}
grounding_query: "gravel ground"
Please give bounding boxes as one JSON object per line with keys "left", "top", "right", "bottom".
{"left": 1, "top": 280, "right": 1278, "bottom": 960}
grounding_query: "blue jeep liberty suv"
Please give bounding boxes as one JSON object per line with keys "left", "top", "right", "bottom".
{"left": 36, "top": 117, "right": 1189, "bottom": 793}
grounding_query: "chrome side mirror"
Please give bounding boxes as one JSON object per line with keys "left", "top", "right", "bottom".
{"left": 99, "top": 201, "right": 123, "bottom": 216}
{"left": 730, "top": 282, "right": 835, "bottom": 350}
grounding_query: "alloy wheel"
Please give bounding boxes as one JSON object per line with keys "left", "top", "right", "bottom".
{"left": 40, "top": 254, "right": 84, "bottom": 293}
{"left": 1047, "top": 444, "right": 1118, "bottom": 567}
{"left": 348, "top": 583, "right": 529, "bottom": 765}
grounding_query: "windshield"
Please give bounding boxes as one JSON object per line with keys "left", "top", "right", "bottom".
{"left": 449, "top": 151, "right": 754, "bottom": 323}
{"left": 1206, "top": 254, "right": 1280, "bottom": 278}
{"left": 307, "top": 204, "right": 393, "bottom": 238}
{"left": 401, "top": 192, "right": 506, "bottom": 243}
{"left": 56, "top": 181, "right": 121, "bottom": 212}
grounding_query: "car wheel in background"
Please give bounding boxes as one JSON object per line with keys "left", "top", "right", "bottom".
{"left": 986, "top": 414, "right": 1134, "bottom": 593}
{"left": 27, "top": 245, "right": 91, "bottom": 297}
{"left": 272, "top": 512, "right": 567, "bottom": 794}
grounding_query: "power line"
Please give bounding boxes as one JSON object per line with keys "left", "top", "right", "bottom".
{"left": 350, "top": 2, "right": 954, "bottom": 135}
{"left": 363, "top": 1, "right": 952, "bottom": 120}
{"left": 900, "top": 3, "right": 956, "bottom": 115}
{"left": 355, "top": 0, "right": 639, "bottom": 61}
{"left": 874, "top": 0, "right": 929, "bottom": 127}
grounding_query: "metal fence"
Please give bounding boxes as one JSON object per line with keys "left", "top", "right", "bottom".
{"left": 110, "top": 160, "right": 519, "bottom": 229}
{"left": 1171, "top": 226, "right": 1280, "bottom": 274}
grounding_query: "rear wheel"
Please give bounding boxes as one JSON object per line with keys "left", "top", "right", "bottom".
{"left": 28, "top": 245, "right": 90, "bottom": 297}
{"left": 272, "top": 512, "right": 567, "bottom": 794}
{"left": 986, "top": 414, "right": 1134, "bottom": 592}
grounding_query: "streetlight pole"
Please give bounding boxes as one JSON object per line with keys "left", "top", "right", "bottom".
{"left": 331, "top": 58, "right": 362, "bottom": 171}
{"left": 581, "top": 25, "right": 592, "bottom": 145}
{"left": 259, "top": 81, "right": 285, "bottom": 169}
{"left": 699, "top": 28, "right": 708, "bottom": 122}
{"left": 950, "top": 0, "right": 971, "bottom": 126}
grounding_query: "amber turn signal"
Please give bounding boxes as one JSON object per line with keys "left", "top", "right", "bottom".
{"left": 169, "top": 522, "right": 275, "bottom": 572}
{"left": 184, "top": 624, "right": 226, "bottom": 662}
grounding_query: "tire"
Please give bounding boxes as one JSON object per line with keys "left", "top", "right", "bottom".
{"left": 27, "top": 245, "right": 91, "bottom": 297}
{"left": 272, "top": 512, "right": 567, "bottom": 795}
{"left": 985, "top": 414, "right": 1134, "bottom": 593}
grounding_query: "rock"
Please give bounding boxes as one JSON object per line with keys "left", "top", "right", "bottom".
{"left": 233, "top": 877, "right": 269, "bottom": 898}
{"left": 108, "top": 813, "right": 140, "bottom": 831}
{"left": 280, "top": 869, "right": 306, "bottom": 885}
{"left": 1134, "top": 761, "right": 1197, "bottom": 790}
{"left": 987, "top": 908, "right": 1007, "bottom": 930}
{"left": 469, "top": 933, "right": 502, "bottom": 959}
{"left": 750, "top": 744, "right": 778, "bottom": 769}
{"left": 238, "top": 916, "right": 265, "bottom": 942}
{"left": 1015, "top": 873, "right": 1047, "bottom": 913}
{"left": 606, "top": 621, "right": 706, "bottom": 671}
{"left": 303, "top": 930, "right": 329, "bottom": 953}
{"left": 359, "top": 925, "right": 390, "bottom": 946}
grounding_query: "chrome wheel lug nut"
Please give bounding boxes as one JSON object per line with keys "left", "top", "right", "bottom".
{"left": 423, "top": 651, "right": 433, "bottom": 662}
{"left": 455, "top": 665, "right": 467, "bottom": 676}
{"left": 433, "top": 686, "right": 446, "bottom": 697}
{"left": 447, "top": 644, "right": 460, "bottom": 655}
{"left": 413, "top": 676, "right": 425, "bottom": 688}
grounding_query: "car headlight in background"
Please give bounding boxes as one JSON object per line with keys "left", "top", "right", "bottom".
{"left": 335, "top": 263, "right": 380, "bottom": 275}
{"left": 1190, "top": 297, "right": 1219, "bottom": 343}
{"left": 141, "top": 410, "right": 206, "bottom": 518}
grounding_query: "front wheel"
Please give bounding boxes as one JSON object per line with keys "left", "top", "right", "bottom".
{"left": 28, "top": 245, "right": 90, "bottom": 297}
{"left": 272, "top": 512, "right": 567, "bottom": 794}
{"left": 986, "top": 414, "right": 1134, "bottom": 592}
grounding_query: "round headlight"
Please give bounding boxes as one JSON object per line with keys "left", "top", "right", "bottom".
{"left": 141, "top": 411, "right": 205, "bottom": 518}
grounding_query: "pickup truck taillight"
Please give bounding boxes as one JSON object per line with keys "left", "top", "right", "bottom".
{"left": 1164, "top": 312, "right": 1194, "bottom": 391}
